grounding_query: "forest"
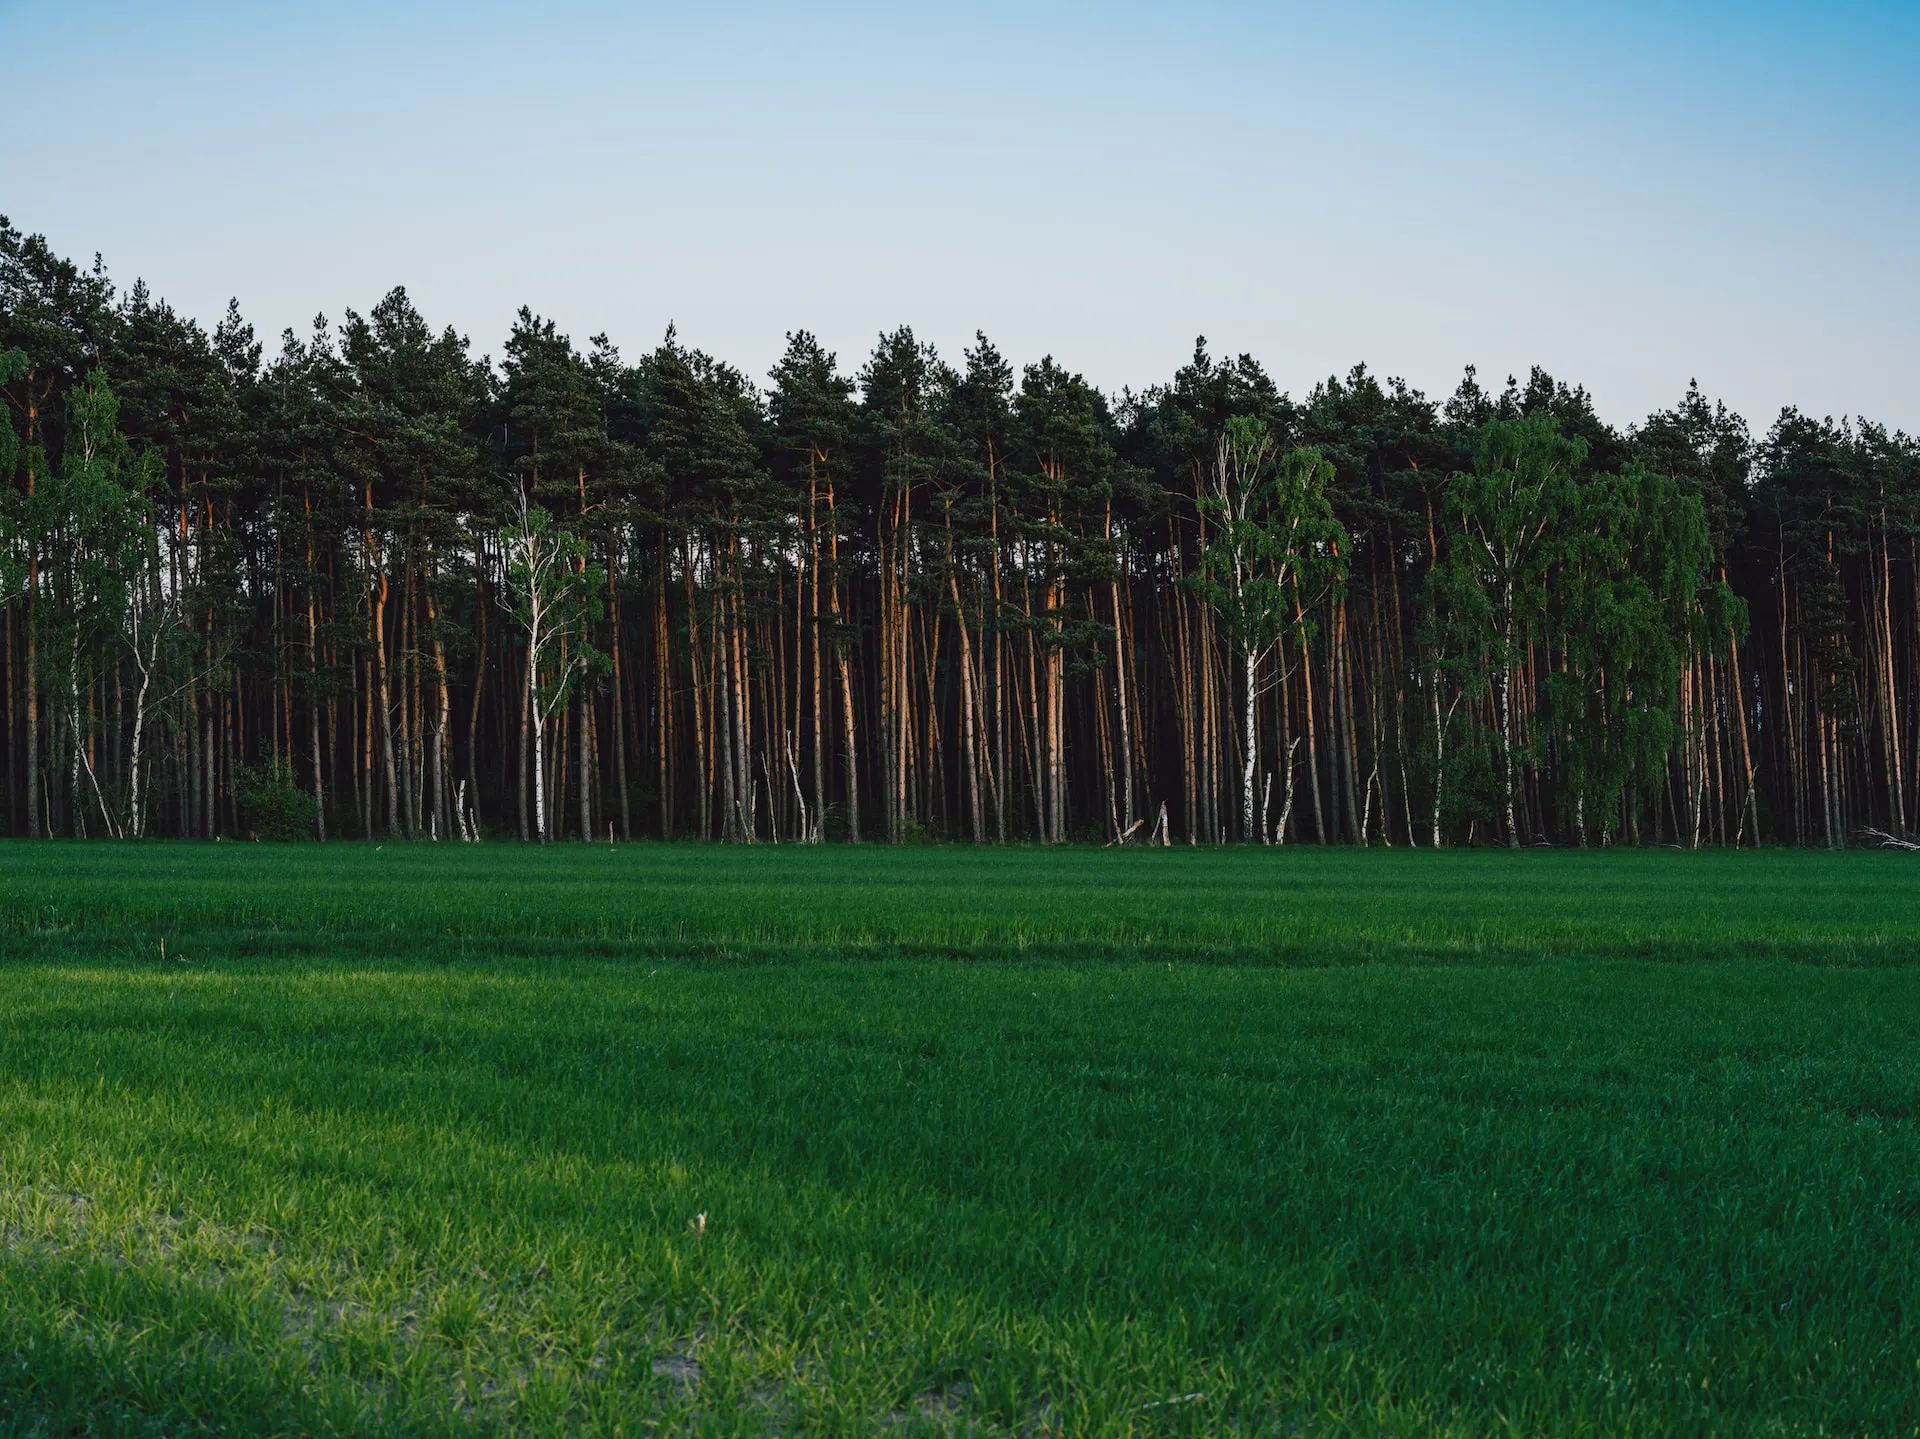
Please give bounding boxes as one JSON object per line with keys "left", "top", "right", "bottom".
{"left": 2, "top": 215, "right": 1914, "bottom": 849}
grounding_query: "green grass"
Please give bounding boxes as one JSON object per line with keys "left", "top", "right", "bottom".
{"left": 1, "top": 844, "right": 1918, "bottom": 1435}
{"left": 6, "top": 841, "right": 1920, "bottom": 966}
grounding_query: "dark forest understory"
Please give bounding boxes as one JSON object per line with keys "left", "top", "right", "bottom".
{"left": 2, "top": 215, "right": 1914, "bottom": 847}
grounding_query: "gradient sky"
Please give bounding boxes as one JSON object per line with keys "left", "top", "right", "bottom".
{"left": 5, "top": 0, "right": 1915, "bottom": 432}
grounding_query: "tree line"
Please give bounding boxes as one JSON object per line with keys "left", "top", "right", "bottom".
{"left": 2, "top": 216, "right": 1914, "bottom": 847}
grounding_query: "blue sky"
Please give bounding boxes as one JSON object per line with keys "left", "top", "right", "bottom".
{"left": 4, "top": 0, "right": 1915, "bottom": 431}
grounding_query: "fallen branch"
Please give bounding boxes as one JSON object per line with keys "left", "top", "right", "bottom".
{"left": 1861, "top": 828, "right": 1920, "bottom": 851}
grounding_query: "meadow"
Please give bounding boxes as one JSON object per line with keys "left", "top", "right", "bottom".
{"left": 0, "top": 843, "right": 1917, "bottom": 1435}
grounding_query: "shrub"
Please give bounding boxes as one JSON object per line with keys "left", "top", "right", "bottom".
{"left": 235, "top": 755, "right": 316, "bottom": 841}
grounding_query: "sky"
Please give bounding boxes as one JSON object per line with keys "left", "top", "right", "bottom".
{"left": 4, "top": 0, "right": 1916, "bottom": 433}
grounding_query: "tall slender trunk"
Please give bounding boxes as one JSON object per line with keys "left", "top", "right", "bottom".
{"left": 1112, "top": 553, "right": 1134, "bottom": 834}
{"left": 950, "top": 556, "right": 983, "bottom": 843}
{"left": 1023, "top": 555, "right": 1045, "bottom": 838}
{"left": 24, "top": 589, "right": 38, "bottom": 839}
{"left": 1499, "top": 605, "right": 1519, "bottom": 848}
{"left": 838, "top": 642, "right": 859, "bottom": 843}
{"left": 518, "top": 638, "right": 532, "bottom": 842}
{"left": 529, "top": 646, "right": 549, "bottom": 844}
{"left": 1198, "top": 600, "right": 1216, "bottom": 842}
{"left": 1241, "top": 648, "right": 1258, "bottom": 843}
{"left": 808, "top": 471, "right": 824, "bottom": 841}
{"left": 577, "top": 683, "right": 592, "bottom": 843}
{"left": 1296, "top": 599, "right": 1326, "bottom": 843}
{"left": 427, "top": 582, "right": 450, "bottom": 840}
{"left": 656, "top": 542, "right": 673, "bottom": 838}
{"left": 731, "top": 582, "right": 753, "bottom": 841}
{"left": 717, "top": 582, "right": 738, "bottom": 842}
{"left": 1172, "top": 570, "right": 1196, "bottom": 842}
{"left": 366, "top": 513, "right": 399, "bottom": 838}
{"left": 1336, "top": 599, "right": 1363, "bottom": 844}
{"left": 126, "top": 599, "right": 153, "bottom": 837}
{"left": 1879, "top": 516, "right": 1906, "bottom": 832}
{"left": 990, "top": 465, "right": 1008, "bottom": 842}
{"left": 1047, "top": 569, "right": 1065, "bottom": 844}
{"left": 305, "top": 499, "right": 326, "bottom": 839}
{"left": 466, "top": 550, "right": 487, "bottom": 837}
{"left": 6, "top": 605, "right": 17, "bottom": 836}
{"left": 68, "top": 634, "right": 85, "bottom": 839}
{"left": 22, "top": 425, "right": 40, "bottom": 840}
{"left": 610, "top": 583, "right": 631, "bottom": 840}
{"left": 695, "top": 549, "right": 718, "bottom": 841}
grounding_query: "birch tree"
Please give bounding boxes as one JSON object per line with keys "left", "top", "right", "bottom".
{"left": 37, "top": 372, "right": 155, "bottom": 836}
{"left": 1191, "top": 419, "right": 1346, "bottom": 841}
{"left": 1436, "top": 416, "right": 1584, "bottom": 845}
{"left": 500, "top": 491, "right": 602, "bottom": 842}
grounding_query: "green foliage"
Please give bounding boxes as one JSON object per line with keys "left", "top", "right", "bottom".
{"left": 1, "top": 845, "right": 1918, "bottom": 1433}
{"left": 3, "top": 211, "right": 1918, "bottom": 852}
{"left": 0, "top": 347, "right": 26, "bottom": 601}
{"left": 819, "top": 801, "right": 853, "bottom": 843}
{"left": 893, "top": 811, "right": 938, "bottom": 844}
{"left": 1423, "top": 415, "right": 1748, "bottom": 843}
{"left": 233, "top": 754, "right": 315, "bottom": 841}
{"left": 1190, "top": 422, "right": 1347, "bottom": 659}
{"left": 24, "top": 371, "right": 166, "bottom": 833}
{"left": 1545, "top": 462, "right": 1745, "bottom": 838}
{"left": 501, "top": 496, "right": 608, "bottom": 719}
{"left": 39, "top": 372, "right": 158, "bottom": 630}
{"left": 1008, "top": 355, "right": 1124, "bottom": 644}
{"left": 1438, "top": 416, "right": 1588, "bottom": 661}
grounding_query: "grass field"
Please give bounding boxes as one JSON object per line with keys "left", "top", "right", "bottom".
{"left": 1, "top": 844, "right": 1918, "bottom": 1435}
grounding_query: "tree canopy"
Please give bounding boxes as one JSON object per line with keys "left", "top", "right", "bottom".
{"left": 0, "top": 214, "right": 1911, "bottom": 847}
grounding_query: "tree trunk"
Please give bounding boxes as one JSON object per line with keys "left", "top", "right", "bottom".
{"left": 1241, "top": 648, "right": 1258, "bottom": 843}
{"left": 950, "top": 559, "right": 983, "bottom": 843}
{"left": 369, "top": 553, "right": 399, "bottom": 838}
{"left": 24, "top": 590, "right": 38, "bottom": 839}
